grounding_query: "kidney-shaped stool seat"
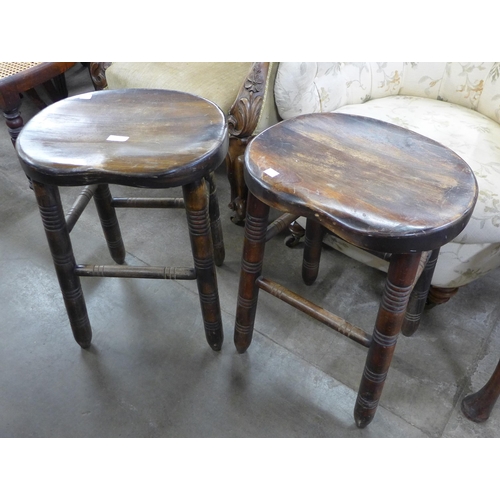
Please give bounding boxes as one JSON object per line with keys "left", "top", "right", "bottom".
{"left": 235, "top": 112, "right": 478, "bottom": 427}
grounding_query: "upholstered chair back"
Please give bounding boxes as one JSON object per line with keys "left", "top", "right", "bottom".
{"left": 275, "top": 62, "right": 500, "bottom": 124}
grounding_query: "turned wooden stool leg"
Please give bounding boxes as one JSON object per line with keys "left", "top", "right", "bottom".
{"left": 183, "top": 178, "right": 224, "bottom": 351}
{"left": 205, "top": 171, "right": 225, "bottom": 267}
{"left": 32, "top": 181, "right": 92, "bottom": 348}
{"left": 354, "top": 252, "right": 421, "bottom": 428}
{"left": 402, "top": 248, "right": 439, "bottom": 337}
{"left": 234, "top": 192, "right": 270, "bottom": 353}
{"left": 461, "top": 358, "right": 500, "bottom": 422}
{"left": 302, "top": 219, "right": 325, "bottom": 286}
{"left": 93, "top": 184, "right": 126, "bottom": 264}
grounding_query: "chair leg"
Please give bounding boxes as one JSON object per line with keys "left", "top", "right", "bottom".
{"left": 234, "top": 192, "right": 270, "bottom": 353}
{"left": 402, "top": 248, "right": 439, "bottom": 337}
{"left": 226, "top": 138, "right": 248, "bottom": 225}
{"left": 427, "top": 285, "right": 459, "bottom": 308}
{"left": 3, "top": 100, "right": 24, "bottom": 146}
{"left": 183, "top": 178, "right": 224, "bottom": 351}
{"left": 205, "top": 171, "right": 225, "bottom": 267}
{"left": 32, "top": 181, "right": 92, "bottom": 348}
{"left": 93, "top": 184, "right": 126, "bottom": 264}
{"left": 302, "top": 219, "right": 325, "bottom": 285}
{"left": 44, "top": 73, "right": 69, "bottom": 101}
{"left": 462, "top": 358, "right": 500, "bottom": 422}
{"left": 354, "top": 252, "right": 422, "bottom": 428}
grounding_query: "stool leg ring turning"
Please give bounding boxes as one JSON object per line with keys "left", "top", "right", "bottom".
{"left": 234, "top": 193, "right": 270, "bottom": 353}
{"left": 402, "top": 248, "right": 439, "bottom": 337}
{"left": 302, "top": 219, "right": 326, "bottom": 286}
{"left": 354, "top": 252, "right": 422, "bottom": 428}
{"left": 205, "top": 172, "right": 225, "bottom": 267}
{"left": 183, "top": 179, "right": 224, "bottom": 351}
{"left": 33, "top": 181, "right": 92, "bottom": 348}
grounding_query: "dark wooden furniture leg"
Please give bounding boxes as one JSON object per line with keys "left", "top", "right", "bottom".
{"left": 427, "top": 285, "right": 460, "bottom": 307}
{"left": 93, "top": 184, "right": 126, "bottom": 264}
{"left": 234, "top": 192, "right": 270, "bottom": 353}
{"left": 3, "top": 100, "right": 23, "bottom": 145}
{"left": 205, "top": 171, "right": 225, "bottom": 266}
{"left": 402, "top": 248, "right": 439, "bottom": 337}
{"left": 226, "top": 138, "right": 249, "bottom": 225}
{"left": 32, "top": 181, "right": 92, "bottom": 348}
{"left": 302, "top": 219, "right": 325, "bottom": 286}
{"left": 461, "top": 358, "right": 500, "bottom": 422}
{"left": 1, "top": 63, "right": 76, "bottom": 146}
{"left": 354, "top": 252, "right": 422, "bottom": 428}
{"left": 183, "top": 179, "right": 224, "bottom": 351}
{"left": 44, "top": 73, "right": 69, "bottom": 101}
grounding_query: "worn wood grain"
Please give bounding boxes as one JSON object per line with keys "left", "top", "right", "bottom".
{"left": 245, "top": 113, "right": 478, "bottom": 253}
{"left": 17, "top": 88, "right": 228, "bottom": 188}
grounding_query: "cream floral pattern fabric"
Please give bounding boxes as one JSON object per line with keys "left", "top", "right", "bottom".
{"left": 274, "top": 62, "right": 500, "bottom": 288}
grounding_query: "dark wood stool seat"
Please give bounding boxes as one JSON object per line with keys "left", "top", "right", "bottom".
{"left": 16, "top": 88, "right": 228, "bottom": 351}
{"left": 235, "top": 112, "right": 478, "bottom": 427}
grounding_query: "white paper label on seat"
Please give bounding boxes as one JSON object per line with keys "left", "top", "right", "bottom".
{"left": 76, "top": 93, "right": 93, "bottom": 99}
{"left": 264, "top": 168, "right": 279, "bottom": 177}
{"left": 106, "top": 135, "right": 129, "bottom": 142}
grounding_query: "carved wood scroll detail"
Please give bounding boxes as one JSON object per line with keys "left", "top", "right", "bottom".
{"left": 228, "top": 62, "right": 270, "bottom": 138}
{"left": 89, "top": 62, "right": 111, "bottom": 90}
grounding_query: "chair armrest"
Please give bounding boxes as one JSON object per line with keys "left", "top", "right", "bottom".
{"left": 228, "top": 62, "right": 279, "bottom": 138}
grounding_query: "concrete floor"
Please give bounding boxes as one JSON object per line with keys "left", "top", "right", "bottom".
{"left": 1, "top": 64, "right": 500, "bottom": 438}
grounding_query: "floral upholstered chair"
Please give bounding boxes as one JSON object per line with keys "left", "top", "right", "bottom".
{"left": 273, "top": 62, "right": 500, "bottom": 306}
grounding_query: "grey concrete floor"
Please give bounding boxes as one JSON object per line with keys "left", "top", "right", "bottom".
{"left": 1, "top": 64, "right": 500, "bottom": 438}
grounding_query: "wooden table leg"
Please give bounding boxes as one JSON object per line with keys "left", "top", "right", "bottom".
{"left": 461, "top": 358, "right": 500, "bottom": 422}
{"left": 234, "top": 192, "right": 270, "bottom": 353}
{"left": 354, "top": 252, "right": 422, "bottom": 428}
{"left": 93, "top": 184, "right": 126, "bottom": 264}
{"left": 183, "top": 178, "right": 224, "bottom": 351}
{"left": 302, "top": 219, "right": 325, "bottom": 286}
{"left": 32, "top": 181, "right": 92, "bottom": 348}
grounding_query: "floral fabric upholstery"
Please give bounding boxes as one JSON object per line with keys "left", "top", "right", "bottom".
{"left": 274, "top": 62, "right": 500, "bottom": 288}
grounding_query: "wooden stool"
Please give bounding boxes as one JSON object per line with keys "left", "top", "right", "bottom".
{"left": 0, "top": 62, "right": 75, "bottom": 144}
{"left": 16, "top": 88, "right": 228, "bottom": 351}
{"left": 234, "top": 113, "right": 478, "bottom": 427}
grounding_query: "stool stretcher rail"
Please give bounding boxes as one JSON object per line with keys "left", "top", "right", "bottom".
{"left": 111, "top": 197, "right": 185, "bottom": 209}
{"left": 75, "top": 265, "right": 196, "bottom": 280}
{"left": 265, "top": 213, "right": 299, "bottom": 241}
{"left": 256, "top": 276, "right": 372, "bottom": 348}
{"left": 65, "top": 185, "right": 99, "bottom": 233}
